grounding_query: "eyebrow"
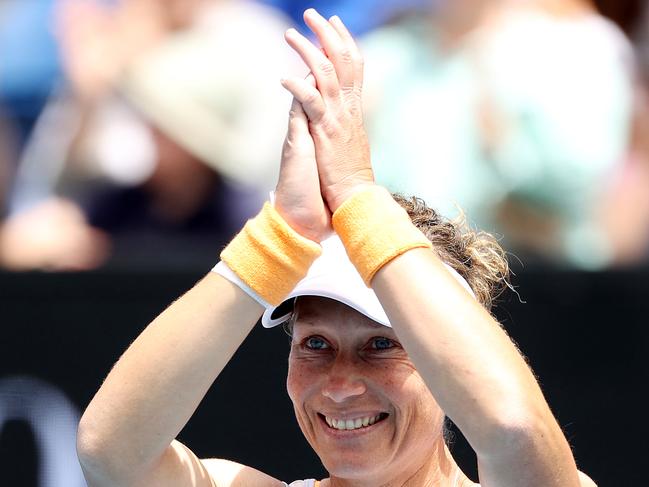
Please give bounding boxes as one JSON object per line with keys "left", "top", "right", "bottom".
{"left": 293, "top": 320, "right": 393, "bottom": 338}
{"left": 294, "top": 318, "right": 320, "bottom": 327}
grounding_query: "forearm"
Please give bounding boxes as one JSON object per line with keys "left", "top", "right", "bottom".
{"left": 373, "top": 249, "right": 579, "bottom": 484}
{"left": 78, "top": 272, "right": 262, "bottom": 484}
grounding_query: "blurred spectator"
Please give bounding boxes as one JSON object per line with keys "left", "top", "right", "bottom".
{"left": 0, "top": 112, "right": 14, "bottom": 214}
{"left": 593, "top": 0, "right": 643, "bottom": 34}
{"left": 597, "top": 90, "right": 649, "bottom": 266}
{"left": 362, "top": 0, "right": 635, "bottom": 269}
{"left": 115, "top": 0, "right": 296, "bottom": 192}
{"left": 0, "top": 0, "right": 63, "bottom": 147}
{"left": 596, "top": 0, "right": 649, "bottom": 266}
{"left": 1, "top": 0, "right": 300, "bottom": 270}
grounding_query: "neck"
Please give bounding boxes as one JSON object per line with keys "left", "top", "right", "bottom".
{"left": 324, "top": 441, "right": 461, "bottom": 487}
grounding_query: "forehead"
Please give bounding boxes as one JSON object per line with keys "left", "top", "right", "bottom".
{"left": 293, "top": 296, "right": 386, "bottom": 332}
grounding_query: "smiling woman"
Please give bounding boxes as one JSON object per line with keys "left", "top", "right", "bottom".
{"left": 76, "top": 8, "right": 596, "bottom": 487}
{"left": 287, "top": 297, "right": 449, "bottom": 484}
{"left": 253, "top": 201, "right": 505, "bottom": 486}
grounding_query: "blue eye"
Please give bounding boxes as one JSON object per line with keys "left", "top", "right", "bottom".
{"left": 305, "top": 336, "right": 329, "bottom": 350}
{"left": 372, "top": 337, "right": 394, "bottom": 350}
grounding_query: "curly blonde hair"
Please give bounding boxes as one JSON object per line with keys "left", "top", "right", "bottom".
{"left": 392, "top": 193, "right": 510, "bottom": 311}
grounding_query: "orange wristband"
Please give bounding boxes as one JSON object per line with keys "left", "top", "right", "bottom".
{"left": 220, "top": 202, "right": 322, "bottom": 306}
{"left": 332, "top": 186, "right": 432, "bottom": 285}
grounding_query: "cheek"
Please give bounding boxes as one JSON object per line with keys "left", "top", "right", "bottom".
{"left": 371, "top": 359, "right": 419, "bottom": 394}
{"left": 407, "top": 377, "right": 445, "bottom": 438}
{"left": 388, "top": 367, "right": 444, "bottom": 429}
{"left": 286, "top": 357, "right": 317, "bottom": 404}
{"left": 377, "top": 361, "right": 408, "bottom": 388}
{"left": 286, "top": 358, "right": 325, "bottom": 440}
{"left": 286, "top": 363, "right": 300, "bottom": 403}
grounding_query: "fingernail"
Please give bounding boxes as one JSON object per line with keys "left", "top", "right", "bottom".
{"left": 330, "top": 15, "right": 340, "bottom": 23}
{"left": 305, "top": 7, "right": 323, "bottom": 18}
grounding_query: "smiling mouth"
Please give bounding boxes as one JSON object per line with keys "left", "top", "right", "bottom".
{"left": 318, "top": 413, "right": 389, "bottom": 431}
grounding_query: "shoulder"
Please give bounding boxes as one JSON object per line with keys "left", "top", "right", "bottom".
{"left": 466, "top": 470, "right": 596, "bottom": 487}
{"left": 201, "top": 458, "right": 283, "bottom": 487}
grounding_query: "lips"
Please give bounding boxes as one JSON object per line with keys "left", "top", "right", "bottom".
{"left": 318, "top": 412, "right": 389, "bottom": 431}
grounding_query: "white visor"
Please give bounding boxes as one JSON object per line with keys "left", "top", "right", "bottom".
{"left": 260, "top": 235, "right": 475, "bottom": 328}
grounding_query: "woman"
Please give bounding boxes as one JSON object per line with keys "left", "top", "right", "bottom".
{"left": 77, "top": 9, "right": 596, "bottom": 487}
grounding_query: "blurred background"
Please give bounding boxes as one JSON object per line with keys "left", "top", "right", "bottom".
{"left": 0, "top": 0, "right": 648, "bottom": 271}
{"left": 0, "top": 0, "right": 648, "bottom": 485}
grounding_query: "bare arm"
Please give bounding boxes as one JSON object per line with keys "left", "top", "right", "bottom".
{"left": 77, "top": 273, "right": 267, "bottom": 486}
{"left": 373, "top": 251, "right": 579, "bottom": 486}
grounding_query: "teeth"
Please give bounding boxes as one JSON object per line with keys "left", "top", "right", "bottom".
{"left": 324, "top": 414, "right": 383, "bottom": 431}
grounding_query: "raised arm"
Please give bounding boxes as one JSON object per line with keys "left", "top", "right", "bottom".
{"left": 373, "top": 253, "right": 580, "bottom": 486}
{"left": 281, "top": 9, "right": 583, "bottom": 487}
{"left": 77, "top": 274, "right": 264, "bottom": 486}
{"left": 76, "top": 81, "right": 329, "bottom": 487}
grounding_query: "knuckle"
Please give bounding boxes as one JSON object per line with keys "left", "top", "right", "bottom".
{"left": 282, "top": 137, "right": 303, "bottom": 157}
{"left": 341, "top": 88, "right": 363, "bottom": 108}
{"left": 343, "top": 85, "right": 362, "bottom": 98}
{"left": 319, "top": 60, "right": 336, "bottom": 76}
{"left": 339, "top": 48, "right": 353, "bottom": 65}
{"left": 282, "top": 137, "right": 294, "bottom": 153}
{"left": 316, "top": 117, "right": 340, "bottom": 138}
{"left": 304, "top": 91, "right": 322, "bottom": 108}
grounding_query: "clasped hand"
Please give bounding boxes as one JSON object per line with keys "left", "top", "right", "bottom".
{"left": 274, "top": 9, "right": 374, "bottom": 242}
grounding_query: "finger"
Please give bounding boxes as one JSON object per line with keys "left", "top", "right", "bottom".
{"left": 284, "top": 28, "right": 340, "bottom": 102}
{"left": 303, "top": 9, "right": 354, "bottom": 93}
{"left": 281, "top": 76, "right": 326, "bottom": 122}
{"left": 286, "top": 97, "right": 310, "bottom": 138}
{"left": 328, "top": 15, "right": 364, "bottom": 90}
{"left": 280, "top": 98, "right": 311, "bottom": 175}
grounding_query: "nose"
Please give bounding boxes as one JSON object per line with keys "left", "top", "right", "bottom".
{"left": 321, "top": 355, "right": 367, "bottom": 403}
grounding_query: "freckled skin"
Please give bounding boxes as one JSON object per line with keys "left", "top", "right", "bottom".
{"left": 286, "top": 297, "right": 448, "bottom": 484}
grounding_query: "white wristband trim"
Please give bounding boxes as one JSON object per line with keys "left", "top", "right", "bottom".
{"left": 212, "top": 261, "right": 272, "bottom": 309}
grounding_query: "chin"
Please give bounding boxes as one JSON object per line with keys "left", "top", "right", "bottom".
{"left": 321, "top": 453, "right": 385, "bottom": 480}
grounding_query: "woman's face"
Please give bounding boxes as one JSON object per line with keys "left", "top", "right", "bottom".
{"left": 286, "top": 297, "right": 446, "bottom": 482}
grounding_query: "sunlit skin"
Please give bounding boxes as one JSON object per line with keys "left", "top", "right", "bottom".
{"left": 287, "top": 297, "right": 460, "bottom": 487}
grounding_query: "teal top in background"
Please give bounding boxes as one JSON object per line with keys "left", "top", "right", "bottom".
{"left": 361, "top": 10, "right": 634, "bottom": 268}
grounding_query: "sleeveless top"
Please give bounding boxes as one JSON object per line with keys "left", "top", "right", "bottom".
{"left": 282, "top": 480, "right": 319, "bottom": 487}
{"left": 283, "top": 471, "right": 463, "bottom": 486}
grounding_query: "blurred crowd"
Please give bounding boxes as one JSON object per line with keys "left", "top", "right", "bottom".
{"left": 0, "top": 0, "right": 648, "bottom": 271}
